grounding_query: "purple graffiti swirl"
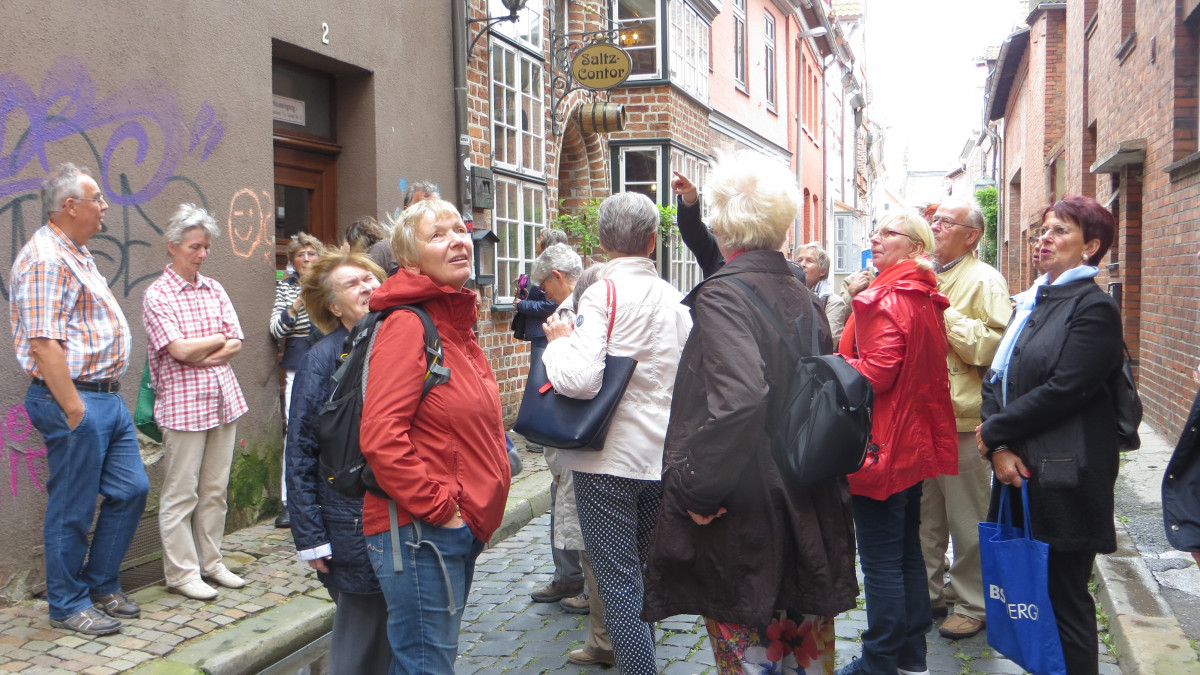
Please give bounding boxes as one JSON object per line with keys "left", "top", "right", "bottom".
{"left": 0, "top": 55, "right": 223, "bottom": 206}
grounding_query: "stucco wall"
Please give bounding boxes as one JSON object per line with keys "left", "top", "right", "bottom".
{"left": 0, "top": 0, "right": 455, "bottom": 603}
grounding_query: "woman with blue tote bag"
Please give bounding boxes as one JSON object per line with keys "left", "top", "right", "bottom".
{"left": 975, "top": 196, "right": 1125, "bottom": 675}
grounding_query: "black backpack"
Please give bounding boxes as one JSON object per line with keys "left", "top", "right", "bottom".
{"left": 729, "top": 278, "right": 876, "bottom": 488}
{"left": 317, "top": 304, "right": 450, "bottom": 498}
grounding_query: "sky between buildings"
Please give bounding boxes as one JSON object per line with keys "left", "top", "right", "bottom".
{"left": 864, "top": 0, "right": 1028, "bottom": 177}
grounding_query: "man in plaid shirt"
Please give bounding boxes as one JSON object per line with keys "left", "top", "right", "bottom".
{"left": 9, "top": 163, "right": 150, "bottom": 636}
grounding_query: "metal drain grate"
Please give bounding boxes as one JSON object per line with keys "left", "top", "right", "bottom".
{"left": 118, "top": 513, "right": 165, "bottom": 591}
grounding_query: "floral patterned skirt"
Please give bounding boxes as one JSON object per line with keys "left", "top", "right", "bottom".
{"left": 705, "top": 612, "right": 836, "bottom": 675}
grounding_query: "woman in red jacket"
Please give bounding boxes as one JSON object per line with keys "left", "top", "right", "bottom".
{"left": 359, "top": 199, "right": 511, "bottom": 674}
{"left": 835, "top": 211, "right": 958, "bottom": 675}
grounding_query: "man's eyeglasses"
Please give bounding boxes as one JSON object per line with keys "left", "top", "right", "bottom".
{"left": 75, "top": 194, "right": 106, "bottom": 205}
{"left": 930, "top": 215, "right": 973, "bottom": 230}
{"left": 1026, "top": 224, "right": 1074, "bottom": 246}
{"left": 873, "top": 227, "right": 919, "bottom": 242}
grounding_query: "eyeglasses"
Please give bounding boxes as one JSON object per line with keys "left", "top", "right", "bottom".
{"left": 930, "top": 215, "right": 973, "bottom": 230}
{"left": 75, "top": 194, "right": 106, "bottom": 205}
{"left": 873, "top": 227, "right": 919, "bottom": 242}
{"left": 295, "top": 250, "right": 319, "bottom": 259}
{"left": 1026, "top": 224, "right": 1074, "bottom": 246}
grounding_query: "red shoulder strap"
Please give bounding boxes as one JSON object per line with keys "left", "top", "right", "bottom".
{"left": 604, "top": 279, "right": 616, "bottom": 341}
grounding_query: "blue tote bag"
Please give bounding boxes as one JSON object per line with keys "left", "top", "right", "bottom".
{"left": 978, "top": 482, "right": 1067, "bottom": 675}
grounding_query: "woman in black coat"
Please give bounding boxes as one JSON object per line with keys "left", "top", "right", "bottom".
{"left": 976, "top": 196, "right": 1124, "bottom": 675}
{"left": 645, "top": 152, "right": 858, "bottom": 675}
{"left": 1164, "top": 245, "right": 1200, "bottom": 567}
{"left": 284, "top": 250, "right": 390, "bottom": 675}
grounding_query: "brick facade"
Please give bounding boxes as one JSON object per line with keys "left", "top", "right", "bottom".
{"left": 990, "top": 0, "right": 1200, "bottom": 440}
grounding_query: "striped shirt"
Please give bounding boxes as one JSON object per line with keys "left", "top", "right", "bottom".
{"left": 143, "top": 265, "right": 248, "bottom": 431}
{"left": 9, "top": 223, "right": 131, "bottom": 381}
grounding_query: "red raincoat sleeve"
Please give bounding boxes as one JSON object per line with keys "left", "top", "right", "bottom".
{"left": 841, "top": 296, "right": 906, "bottom": 397}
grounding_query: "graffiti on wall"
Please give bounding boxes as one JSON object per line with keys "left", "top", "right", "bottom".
{"left": 0, "top": 55, "right": 268, "bottom": 296}
{"left": 2, "top": 405, "right": 48, "bottom": 503}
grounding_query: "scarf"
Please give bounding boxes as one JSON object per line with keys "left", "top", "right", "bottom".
{"left": 837, "top": 258, "right": 936, "bottom": 358}
{"left": 988, "top": 265, "right": 1099, "bottom": 402}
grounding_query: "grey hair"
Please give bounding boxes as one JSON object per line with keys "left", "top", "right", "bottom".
{"left": 796, "top": 242, "right": 831, "bottom": 278}
{"left": 530, "top": 243, "right": 583, "bottom": 285}
{"left": 164, "top": 203, "right": 220, "bottom": 246}
{"left": 538, "top": 228, "right": 569, "bottom": 250}
{"left": 403, "top": 181, "right": 440, "bottom": 208}
{"left": 571, "top": 264, "right": 606, "bottom": 312}
{"left": 597, "top": 192, "right": 658, "bottom": 255}
{"left": 942, "top": 197, "right": 986, "bottom": 231}
{"left": 41, "top": 163, "right": 93, "bottom": 217}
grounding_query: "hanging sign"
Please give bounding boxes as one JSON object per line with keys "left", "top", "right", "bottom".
{"left": 571, "top": 44, "right": 633, "bottom": 91}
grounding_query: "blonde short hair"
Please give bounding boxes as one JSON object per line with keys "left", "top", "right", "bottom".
{"left": 300, "top": 250, "right": 386, "bottom": 333}
{"left": 704, "top": 151, "right": 800, "bottom": 252}
{"left": 388, "top": 198, "right": 465, "bottom": 268}
{"left": 879, "top": 210, "right": 935, "bottom": 270}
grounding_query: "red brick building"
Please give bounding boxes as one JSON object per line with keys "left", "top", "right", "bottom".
{"left": 984, "top": 0, "right": 1200, "bottom": 439}
{"left": 464, "top": 0, "right": 841, "bottom": 419}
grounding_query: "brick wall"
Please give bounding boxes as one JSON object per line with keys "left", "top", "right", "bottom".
{"left": 998, "top": 0, "right": 1200, "bottom": 439}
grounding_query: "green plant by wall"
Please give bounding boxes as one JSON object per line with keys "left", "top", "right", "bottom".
{"left": 550, "top": 198, "right": 679, "bottom": 257}
{"left": 550, "top": 198, "right": 603, "bottom": 257}
{"left": 976, "top": 186, "right": 999, "bottom": 267}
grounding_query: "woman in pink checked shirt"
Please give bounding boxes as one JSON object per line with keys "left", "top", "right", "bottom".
{"left": 143, "top": 203, "right": 248, "bottom": 602}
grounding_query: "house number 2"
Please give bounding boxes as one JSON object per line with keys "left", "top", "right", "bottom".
{"left": 321, "top": 23, "right": 330, "bottom": 45}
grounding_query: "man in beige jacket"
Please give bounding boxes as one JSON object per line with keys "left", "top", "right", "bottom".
{"left": 922, "top": 198, "right": 1012, "bottom": 640}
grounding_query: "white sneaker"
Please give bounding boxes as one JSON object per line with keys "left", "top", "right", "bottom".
{"left": 204, "top": 568, "right": 246, "bottom": 589}
{"left": 898, "top": 669, "right": 930, "bottom": 675}
{"left": 169, "top": 579, "right": 218, "bottom": 600}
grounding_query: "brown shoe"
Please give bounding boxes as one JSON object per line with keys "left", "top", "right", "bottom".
{"left": 531, "top": 579, "right": 584, "bottom": 603}
{"left": 939, "top": 613, "right": 984, "bottom": 639}
{"left": 568, "top": 647, "right": 616, "bottom": 666}
{"left": 559, "top": 592, "right": 590, "bottom": 614}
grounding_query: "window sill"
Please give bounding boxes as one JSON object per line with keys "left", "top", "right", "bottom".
{"left": 491, "top": 302, "right": 516, "bottom": 313}
{"left": 735, "top": 83, "right": 749, "bottom": 97}
{"left": 1116, "top": 32, "right": 1136, "bottom": 64}
{"left": 1166, "top": 151, "right": 1200, "bottom": 182}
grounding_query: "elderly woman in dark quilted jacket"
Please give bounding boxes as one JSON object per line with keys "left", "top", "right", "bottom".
{"left": 284, "top": 249, "right": 389, "bottom": 675}
{"left": 644, "top": 151, "right": 858, "bottom": 675}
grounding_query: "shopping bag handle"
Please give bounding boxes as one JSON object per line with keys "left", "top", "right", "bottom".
{"left": 996, "top": 482, "right": 1034, "bottom": 539}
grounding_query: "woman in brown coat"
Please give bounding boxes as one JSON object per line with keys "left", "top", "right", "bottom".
{"left": 643, "top": 151, "right": 859, "bottom": 674}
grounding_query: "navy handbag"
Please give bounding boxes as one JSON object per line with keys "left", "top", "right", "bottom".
{"left": 978, "top": 482, "right": 1067, "bottom": 675}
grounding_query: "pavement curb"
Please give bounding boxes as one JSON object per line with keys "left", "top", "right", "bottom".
{"left": 490, "top": 464, "right": 554, "bottom": 546}
{"left": 1095, "top": 520, "right": 1199, "bottom": 674}
{"left": 126, "top": 594, "right": 335, "bottom": 675}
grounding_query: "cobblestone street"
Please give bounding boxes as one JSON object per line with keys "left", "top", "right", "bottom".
{"left": 456, "top": 513, "right": 1122, "bottom": 675}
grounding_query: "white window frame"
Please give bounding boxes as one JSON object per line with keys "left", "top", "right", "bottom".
{"left": 668, "top": 148, "right": 707, "bottom": 293}
{"left": 490, "top": 40, "right": 546, "bottom": 177}
{"left": 669, "top": 1, "right": 710, "bottom": 102}
{"left": 733, "top": 0, "right": 747, "bottom": 87}
{"left": 493, "top": 177, "right": 547, "bottom": 304}
{"left": 613, "top": 0, "right": 664, "bottom": 80}
{"left": 764, "top": 11, "right": 776, "bottom": 110}
{"left": 835, "top": 212, "right": 858, "bottom": 274}
{"left": 488, "top": 0, "right": 543, "bottom": 51}
{"left": 616, "top": 145, "right": 663, "bottom": 200}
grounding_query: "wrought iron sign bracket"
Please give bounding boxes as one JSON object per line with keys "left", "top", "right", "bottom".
{"left": 549, "top": 26, "right": 623, "bottom": 136}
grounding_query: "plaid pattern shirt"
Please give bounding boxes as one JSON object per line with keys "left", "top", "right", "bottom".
{"left": 9, "top": 223, "right": 131, "bottom": 381}
{"left": 143, "top": 265, "right": 248, "bottom": 431}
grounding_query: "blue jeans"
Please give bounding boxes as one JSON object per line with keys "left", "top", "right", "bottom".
{"left": 25, "top": 384, "right": 149, "bottom": 620}
{"left": 366, "top": 520, "right": 484, "bottom": 675}
{"left": 851, "top": 483, "right": 930, "bottom": 674}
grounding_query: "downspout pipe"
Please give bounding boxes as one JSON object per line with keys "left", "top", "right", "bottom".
{"left": 452, "top": 0, "right": 472, "bottom": 216}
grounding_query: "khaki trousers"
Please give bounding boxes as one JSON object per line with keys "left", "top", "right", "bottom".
{"left": 919, "top": 431, "right": 992, "bottom": 621}
{"left": 583, "top": 554, "right": 612, "bottom": 655}
{"left": 159, "top": 422, "right": 237, "bottom": 587}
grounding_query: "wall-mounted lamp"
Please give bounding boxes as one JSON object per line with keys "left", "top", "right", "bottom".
{"left": 468, "top": 0, "right": 528, "bottom": 61}
{"left": 472, "top": 229, "right": 500, "bottom": 286}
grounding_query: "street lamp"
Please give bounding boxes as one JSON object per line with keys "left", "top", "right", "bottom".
{"left": 468, "top": 0, "right": 528, "bottom": 61}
